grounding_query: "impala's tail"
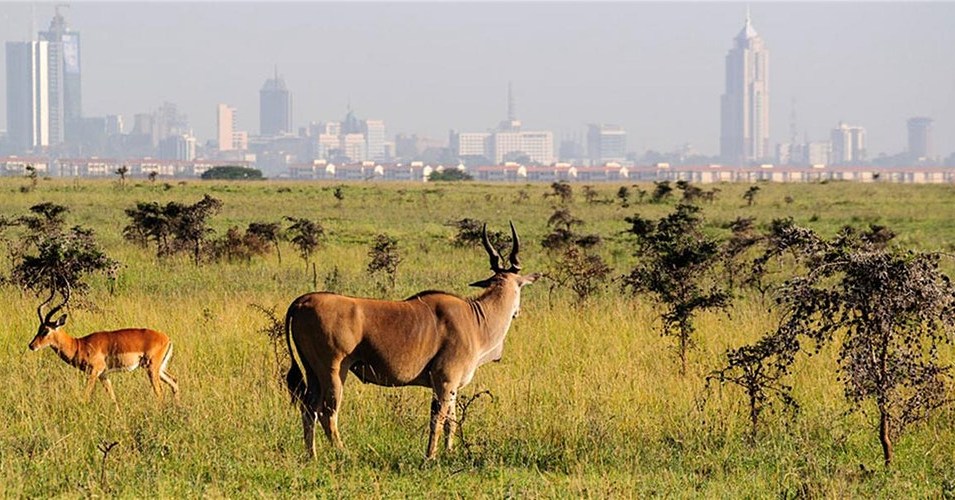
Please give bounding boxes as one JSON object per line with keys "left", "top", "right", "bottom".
{"left": 285, "top": 303, "right": 307, "bottom": 406}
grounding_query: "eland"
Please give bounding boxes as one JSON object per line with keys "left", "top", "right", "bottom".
{"left": 284, "top": 222, "right": 537, "bottom": 459}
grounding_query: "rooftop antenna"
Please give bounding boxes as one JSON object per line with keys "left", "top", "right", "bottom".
{"left": 507, "top": 81, "right": 516, "bottom": 122}
{"left": 789, "top": 97, "right": 798, "bottom": 145}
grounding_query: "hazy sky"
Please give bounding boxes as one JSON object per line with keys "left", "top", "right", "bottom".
{"left": 2, "top": 2, "right": 953, "bottom": 158}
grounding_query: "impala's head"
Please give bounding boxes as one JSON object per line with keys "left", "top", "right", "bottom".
{"left": 29, "top": 289, "right": 69, "bottom": 351}
{"left": 470, "top": 222, "right": 539, "bottom": 317}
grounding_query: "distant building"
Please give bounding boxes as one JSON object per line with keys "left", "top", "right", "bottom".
{"left": 260, "top": 69, "right": 292, "bottom": 136}
{"left": 159, "top": 134, "right": 197, "bottom": 161}
{"left": 720, "top": 11, "right": 770, "bottom": 165}
{"left": 104, "top": 115, "right": 123, "bottom": 135}
{"left": 830, "top": 122, "right": 866, "bottom": 164}
{"left": 39, "top": 7, "right": 82, "bottom": 145}
{"left": 587, "top": 124, "right": 627, "bottom": 165}
{"left": 907, "top": 117, "right": 933, "bottom": 160}
{"left": 217, "top": 104, "right": 236, "bottom": 151}
{"left": 5, "top": 41, "right": 50, "bottom": 152}
{"left": 364, "top": 119, "right": 386, "bottom": 160}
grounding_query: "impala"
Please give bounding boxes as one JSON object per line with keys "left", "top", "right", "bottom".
{"left": 285, "top": 222, "right": 538, "bottom": 459}
{"left": 28, "top": 288, "right": 180, "bottom": 404}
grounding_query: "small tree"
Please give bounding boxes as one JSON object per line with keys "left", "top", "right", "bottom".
{"left": 582, "top": 185, "right": 599, "bottom": 204}
{"left": 716, "top": 222, "right": 955, "bottom": 467}
{"left": 743, "top": 185, "right": 760, "bottom": 206}
{"left": 115, "top": 165, "right": 130, "bottom": 187}
{"left": 333, "top": 186, "right": 345, "bottom": 206}
{"left": 650, "top": 181, "right": 674, "bottom": 203}
{"left": 623, "top": 204, "right": 730, "bottom": 374}
{"left": 545, "top": 246, "right": 613, "bottom": 304}
{"left": 546, "top": 181, "right": 573, "bottom": 205}
{"left": 285, "top": 217, "right": 324, "bottom": 273}
{"left": 24, "top": 164, "right": 39, "bottom": 192}
{"left": 171, "top": 194, "right": 223, "bottom": 265}
{"left": 616, "top": 186, "right": 631, "bottom": 208}
{"left": 448, "top": 218, "right": 508, "bottom": 249}
{"left": 247, "top": 221, "right": 283, "bottom": 263}
{"left": 9, "top": 225, "right": 119, "bottom": 301}
{"left": 367, "top": 234, "right": 402, "bottom": 292}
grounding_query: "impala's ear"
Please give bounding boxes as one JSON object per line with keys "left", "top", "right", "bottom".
{"left": 469, "top": 277, "right": 495, "bottom": 288}
{"left": 520, "top": 273, "right": 540, "bottom": 286}
{"left": 54, "top": 314, "right": 68, "bottom": 328}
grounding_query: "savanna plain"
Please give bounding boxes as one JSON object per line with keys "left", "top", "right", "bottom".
{"left": 1, "top": 177, "right": 954, "bottom": 497}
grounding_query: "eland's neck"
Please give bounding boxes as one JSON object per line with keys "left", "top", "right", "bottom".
{"left": 472, "top": 285, "right": 518, "bottom": 351}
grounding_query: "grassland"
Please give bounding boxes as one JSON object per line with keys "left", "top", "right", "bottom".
{"left": 1, "top": 177, "right": 954, "bottom": 497}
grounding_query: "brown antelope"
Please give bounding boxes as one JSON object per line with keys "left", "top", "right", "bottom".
{"left": 28, "top": 288, "right": 180, "bottom": 404}
{"left": 285, "top": 222, "right": 538, "bottom": 459}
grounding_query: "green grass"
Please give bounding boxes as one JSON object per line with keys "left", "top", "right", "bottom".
{"left": 1, "top": 178, "right": 954, "bottom": 496}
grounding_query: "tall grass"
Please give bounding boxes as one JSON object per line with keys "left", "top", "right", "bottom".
{"left": 0, "top": 178, "right": 953, "bottom": 496}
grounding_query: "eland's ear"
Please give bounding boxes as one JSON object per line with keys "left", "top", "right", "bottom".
{"left": 469, "top": 277, "right": 495, "bottom": 288}
{"left": 520, "top": 273, "right": 540, "bottom": 286}
{"left": 54, "top": 314, "right": 68, "bottom": 328}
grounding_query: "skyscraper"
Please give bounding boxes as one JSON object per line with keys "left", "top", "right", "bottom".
{"left": 5, "top": 41, "right": 50, "bottom": 152}
{"left": 830, "top": 122, "right": 866, "bottom": 165}
{"left": 217, "top": 104, "right": 236, "bottom": 151}
{"left": 260, "top": 69, "right": 292, "bottom": 136}
{"left": 39, "top": 6, "right": 81, "bottom": 145}
{"left": 907, "top": 117, "right": 933, "bottom": 160}
{"left": 587, "top": 124, "right": 627, "bottom": 165}
{"left": 720, "top": 11, "right": 770, "bottom": 165}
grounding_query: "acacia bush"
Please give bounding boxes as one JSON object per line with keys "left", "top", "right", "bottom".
{"left": 367, "top": 234, "right": 402, "bottom": 292}
{"left": 122, "top": 194, "right": 223, "bottom": 264}
{"left": 714, "top": 221, "right": 955, "bottom": 467}
{"left": 623, "top": 203, "right": 730, "bottom": 375}
{"left": 448, "top": 218, "right": 508, "bottom": 249}
{"left": 284, "top": 217, "right": 324, "bottom": 273}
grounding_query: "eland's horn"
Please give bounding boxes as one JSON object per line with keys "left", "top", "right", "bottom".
{"left": 507, "top": 221, "right": 521, "bottom": 272}
{"left": 481, "top": 224, "right": 504, "bottom": 273}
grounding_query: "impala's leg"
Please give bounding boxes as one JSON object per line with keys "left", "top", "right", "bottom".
{"left": 85, "top": 365, "right": 105, "bottom": 402}
{"left": 159, "top": 370, "right": 180, "bottom": 401}
{"left": 98, "top": 373, "right": 118, "bottom": 404}
{"left": 159, "top": 344, "right": 180, "bottom": 401}
{"left": 147, "top": 364, "right": 164, "bottom": 402}
{"left": 427, "top": 379, "right": 455, "bottom": 459}
{"left": 318, "top": 363, "right": 347, "bottom": 450}
{"left": 444, "top": 390, "right": 458, "bottom": 453}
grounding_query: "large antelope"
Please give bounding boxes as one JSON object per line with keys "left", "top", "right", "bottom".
{"left": 285, "top": 222, "right": 538, "bottom": 459}
{"left": 28, "top": 288, "right": 180, "bottom": 404}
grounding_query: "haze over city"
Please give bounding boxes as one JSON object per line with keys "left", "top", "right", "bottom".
{"left": 1, "top": 1, "right": 954, "bottom": 172}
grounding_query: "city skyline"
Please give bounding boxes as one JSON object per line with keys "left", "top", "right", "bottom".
{"left": 0, "top": 2, "right": 953, "bottom": 160}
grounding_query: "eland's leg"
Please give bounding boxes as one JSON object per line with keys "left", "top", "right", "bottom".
{"left": 427, "top": 381, "right": 455, "bottom": 459}
{"left": 318, "top": 362, "right": 347, "bottom": 449}
{"left": 444, "top": 391, "right": 458, "bottom": 452}
{"left": 300, "top": 372, "right": 322, "bottom": 459}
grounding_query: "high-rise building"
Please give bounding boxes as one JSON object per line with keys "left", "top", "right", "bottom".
{"left": 363, "top": 119, "right": 386, "bottom": 160}
{"left": 907, "top": 117, "right": 933, "bottom": 160}
{"left": 587, "top": 124, "right": 627, "bottom": 165}
{"left": 217, "top": 104, "right": 236, "bottom": 151}
{"left": 830, "top": 122, "right": 866, "bottom": 164}
{"left": 720, "top": 11, "right": 770, "bottom": 165}
{"left": 260, "top": 69, "right": 292, "bottom": 136}
{"left": 5, "top": 41, "right": 50, "bottom": 152}
{"left": 39, "top": 7, "right": 81, "bottom": 145}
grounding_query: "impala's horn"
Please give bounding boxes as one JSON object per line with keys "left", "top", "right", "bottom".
{"left": 44, "top": 281, "right": 71, "bottom": 324}
{"left": 481, "top": 224, "right": 504, "bottom": 273}
{"left": 507, "top": 221, "right": 521, "bottom": 272}
{"left": 37, "top": 287, "right": 55, "bottom": 323}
